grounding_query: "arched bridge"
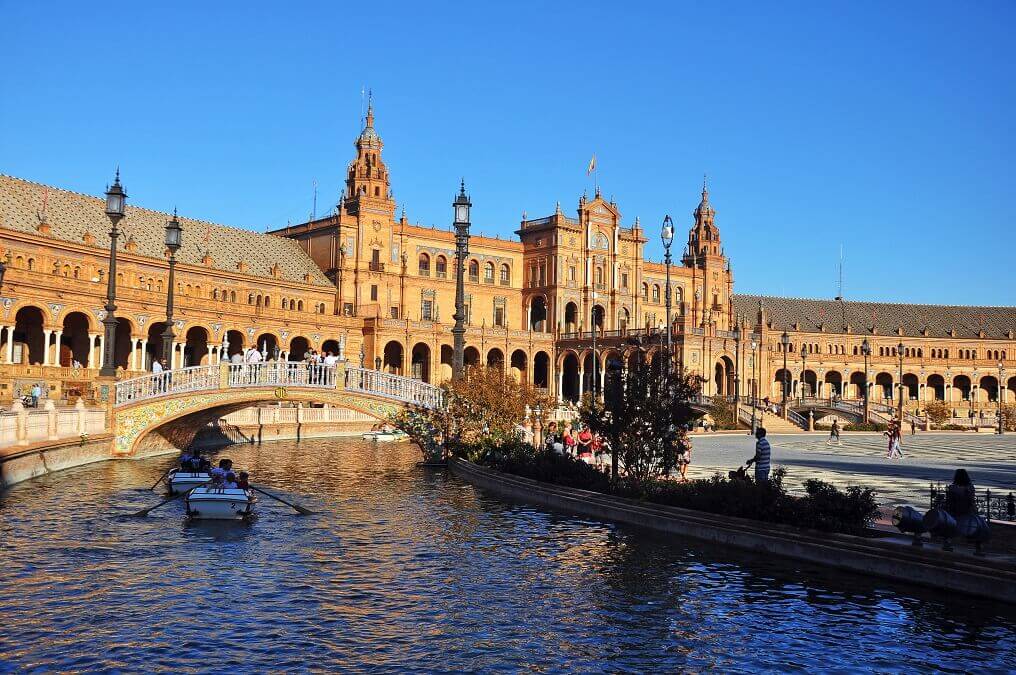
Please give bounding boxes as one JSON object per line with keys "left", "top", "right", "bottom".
{"left": 111, "top": 363, "right": 441, "bottom": 457}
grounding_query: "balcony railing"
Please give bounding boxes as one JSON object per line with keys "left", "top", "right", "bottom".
{"left": 369, "top": 261, "right": 385, "bottom": 272}
{"left": 344, "top": 367, "right": 443, "bottom": 408}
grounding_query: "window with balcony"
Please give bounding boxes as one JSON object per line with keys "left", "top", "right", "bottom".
{"left": 499, "top": 264, "right": 510, "bottom": 285}
{"left": 484, "top": 261, "right": 495, "bottom": 284}
{"left": 418, "top": 253, "right": 430, "bottom": 276}
{"left": 468, "top": 260, "right": 479, "bottom": 283}
{"left": 494, "top": 306, "right": 505, "bottom": 327}
{"left": 390, "top": 306, "right": 399, "bottom": 319}
{"left": 421, "top": 300, "right": 433, "bottom": 321}
{"left": 436, "top": 255, "right": 447, "bottom": 278}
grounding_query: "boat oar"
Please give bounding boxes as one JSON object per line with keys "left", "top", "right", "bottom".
{"left": 149, "top": 465, "right": 176, "bottom": 491}
{"left": 249, "top": 485, "right": 313, "bottom": 515}
{"left": 132, "top": 482, "right": 208, "bottom": 517}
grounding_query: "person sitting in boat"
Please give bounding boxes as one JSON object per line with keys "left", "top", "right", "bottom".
{"left": 223, "top": 472, "right": 239, "bottom": 489}
{"left": 209, "top": 458, "right": 233, "bottom": 481}
{"left": 208, "top": 472, "right": 225, "bottom": 489}
{"left": 179, "top": 450, "right": 195, "bottom": 468}
{"left": 237, "top": 471, "right": 250, "bottom": 489}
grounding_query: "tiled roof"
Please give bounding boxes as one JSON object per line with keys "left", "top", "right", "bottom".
{"left": 0, "top": 174, "right": 332, "bottom": 287}
{"left": 734, "top": 294, "right": 1016, "bottom": 340}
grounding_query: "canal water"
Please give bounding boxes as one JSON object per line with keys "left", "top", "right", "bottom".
{"left": 1, "top": 439, "right": 1014, "bottom": 672}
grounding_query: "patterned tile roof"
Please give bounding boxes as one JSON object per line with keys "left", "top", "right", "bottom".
{"left": 734, "top": 294, "right": 1016, "bottom": 340}
{"left": 0, "top": 174, "right": 332, "bottom": 287}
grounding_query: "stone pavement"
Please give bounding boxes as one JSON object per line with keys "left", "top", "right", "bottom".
{"left": 687, "top": 432, "right": 1016, "bottom": 506}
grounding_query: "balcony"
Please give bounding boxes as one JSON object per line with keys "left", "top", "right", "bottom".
{"left": 369, "top": 261, "right": 385, "bottom": 272}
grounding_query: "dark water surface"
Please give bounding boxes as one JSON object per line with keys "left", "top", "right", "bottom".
{"left": 1, "top": 439, "right": 1014, "bottom": 672}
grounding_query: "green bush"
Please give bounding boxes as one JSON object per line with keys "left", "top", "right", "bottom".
{"left": 476, "top": 444, "right": 880, "bottom": 536}
{"left": 936, "top": 423, "right": 970, "bottom": 431}
{"left": 842, "top": 422, "right": 887, "bottom": 432}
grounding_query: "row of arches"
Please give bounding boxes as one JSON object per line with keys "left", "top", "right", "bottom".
{"left": 1, "top": 304, "right": 342, "bottom": 371}
{"left": 772, "top": 368, "right": 1016, "bottom": 403}
{"left": 377, "top": 340, "right": 549, "bottom": 387}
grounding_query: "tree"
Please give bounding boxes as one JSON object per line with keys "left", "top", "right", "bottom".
{"left": 925, "top": 400, "right": 951, "bottom": 426}
{"left": 390, "top": 365, "right": 555, "bottom": 462}
{"left": 580, "top": 353, "right": 700, "bottom": 485}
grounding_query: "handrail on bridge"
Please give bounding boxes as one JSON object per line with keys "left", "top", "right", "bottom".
{"left": 344, "top": 367, "right": 443, "bottom": 409}
{"left": 114, "top": 363, "right": 336, "bottom": 406}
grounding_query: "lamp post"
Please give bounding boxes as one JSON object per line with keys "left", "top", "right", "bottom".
{"left": 99, "top": 170, "right": 126, "bottom": 378}
{"left": 861, "top": 338, "right": 871, "bottom": 423}
{"left": 800, "top": 345, "right": 808, "bottom": 402}
{"left": 661, "top": 215, "right": 674, "bottom": 368}
{"left": 733, "top": 320, "right": 741, "bottom": 427}
{"left": 780, "top": 331, "right": 789, "bottom": 418}
{"left": 897, "top": 341, "right": 906, "bottom": 424}
{"left": 451, "top": 181, "right": 471, "bottom": 381}
{"left": 161, "top": 210, "right": 183, "bottom": 366}
{"left": 750, "top": 336, "right": 758, "bottom": 433}
{"left": 999, "top": 362, "right": 1006, "bottom": 435}
{"left": 375, "top": 356, "right": 382, "bottom": 371}
{"left": 591, "top": 308, "right": 599, "bottom": 399}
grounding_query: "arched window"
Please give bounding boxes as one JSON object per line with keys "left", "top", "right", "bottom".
{"left": 652, "top": 285, "right": 660, "bottom": 303}
{"left": 484, "top": 262, "right": 494, "bottom": 284}
{"left": 297, "top": 300, "right": 304, "bottom": 311}
{"left": 248, "top": 293, "right": 255, "bottom": 305}
{"left": 418, "top": 253, "right": 430, "bottom": 276}
{"left": 595, "top": 266, "right": 604, "bottom": 286}
{"left": 213, "top": 289, "right": 220, "bottom": 300}
{"left": 500, "top": 264, "right": 510, "bottom": 285}
{"left": 436, "top": 255, "right": 447, "bottom": 278}
{"left": 468, "top": 260, "right": 479, "bottom": 283}
{"left": 642, "top": 283, "right": 649, "bottom": 300}
{"left": 26, "top": 258, "right": 35, "bottom": 271}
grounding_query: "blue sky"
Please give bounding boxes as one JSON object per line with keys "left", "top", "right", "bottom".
{"left": 2, "top": 1, "right": 1013, "bottom": 305}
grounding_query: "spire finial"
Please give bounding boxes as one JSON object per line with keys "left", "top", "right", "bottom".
{"left": 702, "top": 173, "right": 709, "bottom": 199}
{"left": 459, "top": 178, "right": 466, "bottom": 196}
{"left": 555, "top": 200, "right": 561, "bottom": 214}
{"left": 365, "top": 89, "right": 374, "bottom": 127}
{"left": 114, "top": 166, "right": 121, "bottom": 186}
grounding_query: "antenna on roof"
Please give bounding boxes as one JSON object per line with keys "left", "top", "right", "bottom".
{"left": 312, "top": 179, "right": 318, "bottom": 221}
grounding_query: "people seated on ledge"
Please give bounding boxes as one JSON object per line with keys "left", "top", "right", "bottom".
{"left": 943, "top": 468, "right": 980, "bottom": 553}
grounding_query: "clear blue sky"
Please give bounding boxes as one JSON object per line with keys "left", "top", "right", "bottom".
{"left": 2, "top": 1, "right": 1013, "bottom": 305}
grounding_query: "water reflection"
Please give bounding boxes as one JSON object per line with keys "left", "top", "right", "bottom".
{"left": 0, "top": 438, "right": 1013, "bottom": 672}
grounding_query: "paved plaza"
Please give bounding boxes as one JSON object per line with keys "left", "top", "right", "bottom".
{"left": 688, "top": 432, "right": 1016, "bottom": 506}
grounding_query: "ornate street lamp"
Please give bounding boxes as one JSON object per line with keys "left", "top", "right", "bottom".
{"left": 780, "top": 331, "right": 790, "bottom": 418}
{"left": 661, "top": 214, "right": 674, "bottom": 367}
{"left": 451, "top": 181, "right": 471, "bottom": 381}
{"left": 897, "top": 341, "right": 906, "bottom": 424}
{"left": 999, "top": 361, "right": 1006, "bottom": 435}
{"left": 800, "top": 343, "right": 808, "bottom": 401}
{"left": 861, "top": 338, "right": 871, "bottom": 423}
{"left": 750, "top": 336, "right": 758, "bottom": 433}
{"left": 100, "top": 170, "right": 126, "bottom": 378}
{"left": 161, "top": 210, "right": 183, "bottom": 366}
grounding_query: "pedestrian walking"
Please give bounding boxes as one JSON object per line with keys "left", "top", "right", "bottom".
{"left": 827, "top": 418, "right": 841, "bottom": 446}
{"left": 746, "top": 427, "right": 771, "bottom": 485}
{"left": 910, "top": 419, "right": 917, "bottom": 436}
{"left": 677, "top": 429, "right": 692, "bottom": 482}
{"left": 886, "top": 420, "right": 904, "bottom": 459}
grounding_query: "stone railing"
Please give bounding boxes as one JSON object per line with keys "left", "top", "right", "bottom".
{"left": 344, "top": 367, "right": 443, "bottom": 408}
{"left": 0, "top": 400, "right": 107, "bottom": 448}
{"left": 114, "top": 363, "right": 336, "bottom": 406}
{"left": 215, "top": 405, "right": 375, "bottom": 426}
{"left": 225, "top": 363, "right": 336, "bottom": 389}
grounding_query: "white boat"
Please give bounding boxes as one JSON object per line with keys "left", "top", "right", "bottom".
{"left": 185, "top": 487, "right": 255, "bottom": 520}
{"left": 167, "top": 469, "right": 210, "bottom": 495}
{"left": 362, "top": 430, "right": 409, "bottom": 442}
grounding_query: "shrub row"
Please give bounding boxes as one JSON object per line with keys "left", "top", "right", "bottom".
{"left": 464, "top": 444, "right": 880, "bottom": 537}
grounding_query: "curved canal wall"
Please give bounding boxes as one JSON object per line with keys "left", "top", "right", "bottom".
{"left": 449, "top": 458, "right": 1016, "bottom": 605}
{"left": 0, "top": 434, "right": 114, "bottom": 488}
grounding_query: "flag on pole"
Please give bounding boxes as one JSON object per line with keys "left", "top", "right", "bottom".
{"left": 586, "top": 154, "right": 597, "bottom": 175}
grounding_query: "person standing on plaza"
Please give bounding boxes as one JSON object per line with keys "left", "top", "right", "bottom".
{"left": 746, "top": 427, "right": 771, "bottom": 485}
{"left": 677, "top": 428, "right": 693, "bottom": 482}
{"left": 910, "top": 419, "right": 917, "bottom": 436}
{"left": 828, "top": 418, "right": 841, "bottom": 446}
{"left": 30, "top": 382, "right": 41, "bottom": 408}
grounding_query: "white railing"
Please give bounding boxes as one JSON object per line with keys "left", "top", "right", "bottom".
{"left": 215, "top": 405, "right": 374, "bottom": 426}
{"left": 115, "top": 365, "right": 222, "bottom": 405}
{"left": 0, "top": 403, "right": 108, "bottom": 449}
{"left": 226, "top": 363, "right": 335, "bottom": 389}
{"left": 345, "top": 367, "right": 443, "bottom": 408}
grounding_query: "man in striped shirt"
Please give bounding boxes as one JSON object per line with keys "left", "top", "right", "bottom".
{"left": 747, "top": 427, "right": 771, "bottom": 484}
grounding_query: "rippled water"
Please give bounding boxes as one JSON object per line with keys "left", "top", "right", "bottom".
{"left": 1, "top": 439, "right": 1014, "bottom": 672}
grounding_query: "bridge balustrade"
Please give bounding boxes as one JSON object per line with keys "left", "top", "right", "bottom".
{"left": 344, "top": 367, "right": 443, "bottom": 409}
{"left": 115, "top": 365, "right": 222, "bottom": 405}
{"left": 226, "top": 363, "right": 335, "bottom": 389}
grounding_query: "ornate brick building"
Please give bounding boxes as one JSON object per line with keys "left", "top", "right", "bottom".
{"left": 1, "top": 102, "right": 1013, "bottom": 420}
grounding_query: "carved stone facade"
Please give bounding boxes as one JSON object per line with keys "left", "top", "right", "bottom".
{"left": 1, "top": 103, "right": 1013, "bottom": 415}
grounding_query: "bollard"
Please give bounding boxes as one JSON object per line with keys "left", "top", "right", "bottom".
{"left": 75, "top": 398, "right": 87, "bottom": 435}
{"left": 45, "top": 399, "right": 58, "bottom": 440}
{"left": 13, "top": 398, "right": 28, "bottom": 446}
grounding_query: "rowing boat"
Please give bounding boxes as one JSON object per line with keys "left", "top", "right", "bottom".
{"left": 167, "top": 469, "right": 210, "bottom": 495}
{"left": 185, "top": 487, "right": 255, "bottom": 520}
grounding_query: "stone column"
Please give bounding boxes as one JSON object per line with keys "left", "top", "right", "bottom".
{"left": 42, "top": 329, "right": 53, "bottom": 366}
{"left": 53, "top": 330, "right": 63, "bottom": 366}
{"left": 75, "top": 398, "right": 87, "bottom": 435}
{"left": 578, "top": 364, "right": 585, "bottom": 398}
{"left": 98, "top": 333, "right": 106, "bottom": 369}
{"left": 557, "top": 368, "right": 564, "bottom": 403}
{"left": 206, "top": 345, "right": 215, "bottom": 364}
